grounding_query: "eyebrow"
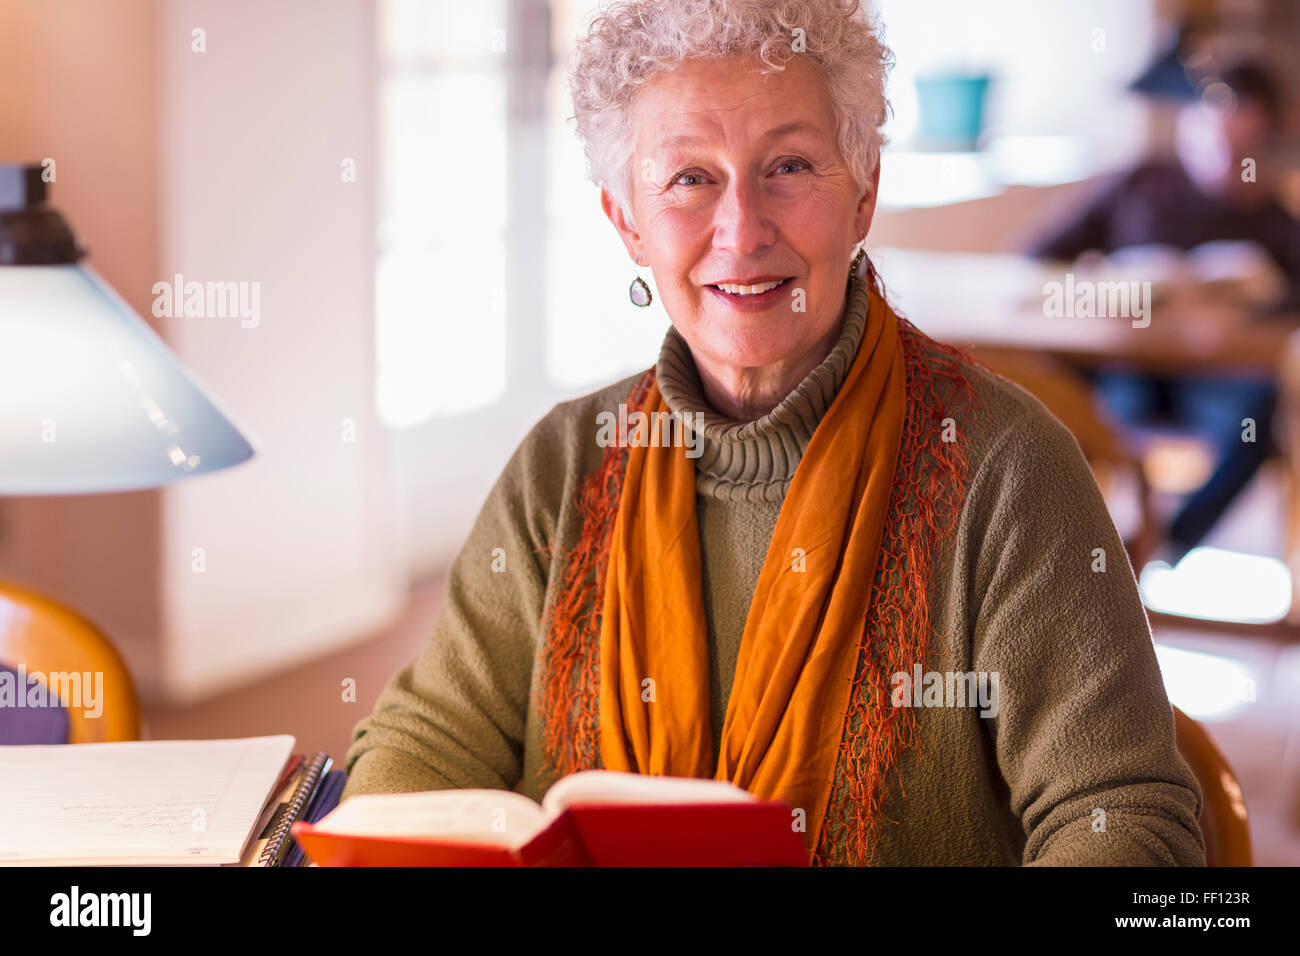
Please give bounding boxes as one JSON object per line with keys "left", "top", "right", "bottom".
{"left": 653, "top": 121, "right": 825, "bottom": 152}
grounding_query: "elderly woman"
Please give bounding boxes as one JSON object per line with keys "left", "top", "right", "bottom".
{"left": 344, "top": 0, "right": 1204, "bottom": 866}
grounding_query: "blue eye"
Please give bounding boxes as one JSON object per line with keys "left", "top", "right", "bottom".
{"left": 776, "top": 158, "right": 810, "bottom": 175}
{"left": 672, "top": 170, "right": 706, "bottom": 187}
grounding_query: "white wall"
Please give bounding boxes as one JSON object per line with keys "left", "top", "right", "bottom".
{"left": 154, "top": 0, "right": 405, "bottom": 701}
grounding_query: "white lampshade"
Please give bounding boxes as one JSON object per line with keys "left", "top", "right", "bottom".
{"left": 0, "top": 263, "right": 256, "bottom": 494}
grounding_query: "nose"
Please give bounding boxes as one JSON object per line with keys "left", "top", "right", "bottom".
{"left": 711, "top": 173, "right": 776, "bottom": 258}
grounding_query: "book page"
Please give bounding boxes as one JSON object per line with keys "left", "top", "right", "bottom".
{"left": 540, "top": 770, "right": 755, "bottom": 817}
{"left": 316, "top": 789, "right": 547, "bottom": 848}
{"left": 0, "top": 735, "right": 294, "bottom": 865}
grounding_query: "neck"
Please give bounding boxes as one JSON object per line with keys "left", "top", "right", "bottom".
{"left": 693, "top": 312, "right": 846, "bottom": 422}
{"left": 655, "top": 272, "right": 872, "bottom": 502}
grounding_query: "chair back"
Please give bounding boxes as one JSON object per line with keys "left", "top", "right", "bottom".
{"left": 1173, "top": 705, "right": 1252, "bottom": 866}
{"left": 0, "top": 582, "right": 140, "bottom": 743}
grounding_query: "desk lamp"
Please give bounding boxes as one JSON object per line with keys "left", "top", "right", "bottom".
{"left": 0, "top": 161, "right": 256, "bottom": 742}
{"left": 0, "top": 163, "right": 255, "bottom": 492}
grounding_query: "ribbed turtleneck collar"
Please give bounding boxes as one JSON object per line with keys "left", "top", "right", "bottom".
{"left": 655, "top": 272, "right": 872, "bottom": 502}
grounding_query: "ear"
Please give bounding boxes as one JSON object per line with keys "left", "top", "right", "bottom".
{"left": 600, "top": 187, "right": 643, "bottom": 265}
{"left": 853, "top": 163, "right": 882, "bottom": 242}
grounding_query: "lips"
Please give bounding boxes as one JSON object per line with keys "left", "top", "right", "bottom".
{"left": 709, "top": 276, "right": 794, "bottom": 295}
{"left": 705, "top": 276, "right": 795, "bottom": 308}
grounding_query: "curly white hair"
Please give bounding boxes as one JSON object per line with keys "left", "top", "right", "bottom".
{"left": 565, "top": 0, "right": 893, "bottom": 231}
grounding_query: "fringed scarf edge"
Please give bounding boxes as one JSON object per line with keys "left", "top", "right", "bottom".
{"left": 811, "top": 313, "right": 981, "bottom": 865}
{"left": 536, "top": 369, "right": 655, "bottom": 778}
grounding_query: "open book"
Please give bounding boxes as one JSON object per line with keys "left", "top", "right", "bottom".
{"left": 292, "top": 770, "right": 809, "bottom": 866}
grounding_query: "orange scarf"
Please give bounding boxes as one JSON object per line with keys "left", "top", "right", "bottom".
{"left": 595, "top": 279, "right": 906, "bottom": 856}
{"left": 538, "top": 269, "right": 977, "bottom": 863}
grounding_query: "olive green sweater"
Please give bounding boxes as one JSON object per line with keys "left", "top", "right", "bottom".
{"left": 343, "top": 277, "right": 1205, "bottom": 866}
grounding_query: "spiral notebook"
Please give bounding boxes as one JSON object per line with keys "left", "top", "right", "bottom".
{"left": 282, "top": 769, "right": 347, "bottom": 867}
{"left": 257, "top": 752, "right": 334, "bottom": 866}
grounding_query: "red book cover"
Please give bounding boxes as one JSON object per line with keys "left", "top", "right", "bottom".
{"left": 273, "top": 753, "right": 305, "bottom": 797}
{"left": 292, "top": 800, "right": 808, "bottom": 867}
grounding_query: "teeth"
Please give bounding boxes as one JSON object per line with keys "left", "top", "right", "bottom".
{"left": 716, "top": 279, "right": 784, "bottom": 296}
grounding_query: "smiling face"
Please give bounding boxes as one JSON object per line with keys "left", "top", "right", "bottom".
{"left": 601, "top": 54, "right": 879, "bottom": 419}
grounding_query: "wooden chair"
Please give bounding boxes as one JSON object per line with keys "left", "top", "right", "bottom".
{"left": 1173, "top": 705, "right": 1252, "bottom": 866}
{"left": 0, "top": 581, "right": 140, "bottom": 743}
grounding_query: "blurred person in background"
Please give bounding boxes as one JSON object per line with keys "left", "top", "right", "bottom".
{"left": 1026, "top": 61, "right": 1300, "bottom": 563}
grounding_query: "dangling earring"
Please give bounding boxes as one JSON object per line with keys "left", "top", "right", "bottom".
{"left": 850, "top": 246, "right": 870, "bottom": 283}
{"left": 629, "top": 273, "right": 652, "bottom": 308}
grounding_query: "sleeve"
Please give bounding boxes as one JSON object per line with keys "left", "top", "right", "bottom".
{"left": 963, "top": 400, "right": 1207, "bottom": 866}
{"left": 1021, "top": 171, "right": 1126, "bottom": 261}
{"left": 340, "top": 413, "right": 565, "bottom": 799}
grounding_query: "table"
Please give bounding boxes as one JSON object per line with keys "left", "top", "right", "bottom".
{"left": 870, "top": 247, "right": 1298, "bottom": 376}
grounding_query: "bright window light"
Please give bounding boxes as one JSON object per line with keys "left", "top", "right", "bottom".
{"left": 1139, "top": 547, "right": 1293, "bottom": 624}
{"left": 877, "top": 151, "right": 1000, "bottom": 208}
{"left": 542, "top": 1, "right": 670, "bottom": 391}
{"left": 376, "top": 0, "right": 508, "bottom": 427}
{"left": 1153, "top": 644, "right": 1258, "bottom": 722}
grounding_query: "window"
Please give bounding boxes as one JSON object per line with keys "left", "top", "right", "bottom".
{"left": 376, "top": 0, "right": 509, "bottom": 426}
{"left": 542, "top": 2, "right": 669, "bottom": 391}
